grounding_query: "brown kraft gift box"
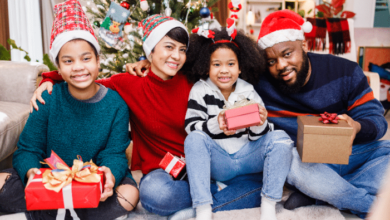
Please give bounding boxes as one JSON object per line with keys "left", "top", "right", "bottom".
{"left": 296, "top": 115, "right": 354, "bottom": 164}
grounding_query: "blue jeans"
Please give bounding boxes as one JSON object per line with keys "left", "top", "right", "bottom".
{"left": 184, "top": 130, "right": 293, "bottom": 208}
{"left": 287, "top": 140, "right": 390, "bottom": 219}
{"left": 139, "top": 168, "right": 264, "bottom": 216}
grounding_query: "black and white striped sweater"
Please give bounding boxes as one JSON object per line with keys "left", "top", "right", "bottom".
{"left": 185, "top": 78, "right": 273, "bottom": 154}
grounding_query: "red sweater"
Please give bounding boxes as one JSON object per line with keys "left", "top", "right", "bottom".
{"left": 40, "top": 70, "right": 193, "bottom": 174}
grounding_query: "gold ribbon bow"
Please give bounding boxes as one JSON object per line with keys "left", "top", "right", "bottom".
{"left": 41, "top": 159, "right": 101, "bottom": 193}
{"left": 222, "top": 95, "right": 259, "bottom": 113}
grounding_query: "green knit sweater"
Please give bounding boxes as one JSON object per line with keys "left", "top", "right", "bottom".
{"left": 13, "top": 82, "right": 132, "bottom": 188}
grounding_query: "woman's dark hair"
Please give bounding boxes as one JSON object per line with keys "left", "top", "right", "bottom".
{"left": 150, "top": 27, "right": 189, "bottom": 53}
{"left": 55, "top": 39, "right": 98, "bottom": 67}
{"left": 182, "top": 28, "right": 266, "bottom": 85}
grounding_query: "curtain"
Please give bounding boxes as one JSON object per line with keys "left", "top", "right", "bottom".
{"left": 0, "top": 0, "right": 10, "bottom": 50}
{"left": 212, "top": 0, "right": 229, "bottom": 27}
{"left": 8, "top": 0, "right": 43, "bottom": 62}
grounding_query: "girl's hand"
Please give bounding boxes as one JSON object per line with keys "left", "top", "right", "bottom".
{"left": 30, "top": 82, "right": 53, "bottom": 113}
{"left": 218, "top": 112, "right": 236, "bottom": 136}
{"left": 259, "top": 105, "right": 268, "bottom": 126}
{"left": 26, "top": 168, "right": 41, "bottom": 187}
{"left": 125, "top": 59, "right": 151, "bottom": 77}
{"left": 99, "top": 166, "right": 115, "bottom": 202}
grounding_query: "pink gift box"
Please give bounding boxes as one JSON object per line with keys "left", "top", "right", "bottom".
{"left": 159, "top": 152, "right": 186, "bottom": 180}
{"left": 225, "top": 104, "right": 261, "bottom": 130}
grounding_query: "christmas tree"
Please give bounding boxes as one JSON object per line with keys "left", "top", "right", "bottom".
{"left": 86, "top": 0, "right": 220, "bottom": 78}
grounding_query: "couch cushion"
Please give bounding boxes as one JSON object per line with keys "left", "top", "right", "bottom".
{"left": 0, "top": 101, "right": 30, "bottom": 161}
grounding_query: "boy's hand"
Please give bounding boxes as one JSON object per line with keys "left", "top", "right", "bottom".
{"left": 258, "top": 105, "right": 267, "bottom": 126}
{"left": 26, "top": 168, "right": 41, "bottom": 187}
{"left": 99, "top": 166, "right": 115, "bottom": 202}
{"left": 218, "top": 111, "right": 236, "bottom": 136}
{"left": 125, "top": 59, "right": 151, "bottom": 77}
{"left": 30, "top": 81, "right": 53, "bottom": 113}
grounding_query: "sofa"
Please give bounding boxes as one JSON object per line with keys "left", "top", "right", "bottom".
{"left": 0, "top": 61, "right": 49, "bottom": 170}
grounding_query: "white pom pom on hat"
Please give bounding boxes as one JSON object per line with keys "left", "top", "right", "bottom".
{"left": 257, "top": 10, "right": 312, "bottom": 49}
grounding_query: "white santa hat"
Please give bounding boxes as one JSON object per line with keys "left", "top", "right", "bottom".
{"left": 49, "top": 0, "right": 100, "bottom": 64}
{"left": 257, "top": 10, "right": 312, "bottom": 49}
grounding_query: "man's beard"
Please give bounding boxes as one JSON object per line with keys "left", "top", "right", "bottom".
{"left": 268, "top": 51, "right": 309, "bottom": 95}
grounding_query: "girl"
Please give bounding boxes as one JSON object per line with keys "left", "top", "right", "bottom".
{"left": 183, "top": 29, "right": 293, "bottom": 220}
{"left": 30, "top": 14, "right": 265, "bottom": 219}
{"left": 0, "top": 1, "right": 138, "bottom": 219}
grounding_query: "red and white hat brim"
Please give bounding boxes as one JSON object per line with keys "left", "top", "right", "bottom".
{"left": 50, "top": 30, "right": 100, "bottom": 65}
{"left": 258, "top": 29, "right": 304, "bottom": 49}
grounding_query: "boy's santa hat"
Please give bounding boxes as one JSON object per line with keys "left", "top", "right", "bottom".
{"left": 140, "top": 14, "right": 189, "bottom": 61}
{"left": 49, "top": 0, "right": 100, "bottom": 63}
{"left": 257, "top": 10, "right": 312, "bottom": 49}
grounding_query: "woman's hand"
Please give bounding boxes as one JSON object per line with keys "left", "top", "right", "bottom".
{"left": 125, "top": 59, "right": 151, "bottom": 77}
{"left": 26, "top": 168, "right": 41, "bottom": 187}
{"left": 30, "top": 82, "right": 53, "bottom": 113}
{"left": 218, "top": 111, "right": 236, "bottom": 136}
{"left": 259, "top": 105, "right": 268, "bottom": 126}
{"left": 99, "top": 166, "right": 115, "bottom": 202}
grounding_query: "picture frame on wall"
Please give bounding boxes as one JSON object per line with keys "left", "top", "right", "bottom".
{"left": 358, "top": 46, "right": 390, "bottom": 72}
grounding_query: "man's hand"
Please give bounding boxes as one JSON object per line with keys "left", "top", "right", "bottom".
{"left": 218, "top": 111, "right": 236, "bottom": 136}
{"left": 338, "top": 114, "right": 361, "bottom": 152}
{"left": 125, "top": 59, "right": 151, "bottom": 77}
{"left": 26, "top": 168, "right": 41, "bottom": 187}
{"left": 30, "top": 82, "right": 53, "bottom": 113}
{"left": 259, "top": 105, "right": 267, "bottom": 126}
{"left": 99, "top": 166, "right": 115, "bottom": 202}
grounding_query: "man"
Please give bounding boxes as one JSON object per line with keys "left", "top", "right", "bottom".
{"left": 255, "top": 10, "right": 390, "bottom": 219}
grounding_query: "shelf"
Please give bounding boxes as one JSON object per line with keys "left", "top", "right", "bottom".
{"left": 376, "top": 5, "right": 389, "bottom": 9}
{"left": 376, "top": 0, "right": 388, "bottom": 3}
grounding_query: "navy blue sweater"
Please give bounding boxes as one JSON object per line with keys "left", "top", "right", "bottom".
{"left": 255, "top": 52, "right": 387, "bottom": 145}
{"left": 14, "top": 82, "right": 132, "bottom": 188}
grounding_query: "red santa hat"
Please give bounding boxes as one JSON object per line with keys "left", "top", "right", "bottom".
{"left": 49, "top": 0, "right": 100, "bottom": 63}
{"left": 257, "top": 10, "right": 312, "bottom": 49}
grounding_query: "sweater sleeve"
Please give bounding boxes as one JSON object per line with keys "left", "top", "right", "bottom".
{"left": 13, "top": 91, "right": 52, "bottom": 185}
{"left": 184, "top": 86, "right": 223, "bottom": 137}
{"left": 347, "top": 65, "right": 387, "bottom": 144}
{"left": 247, "top": 90, "right": 272, "bottom": 141}
{"left": 95, "top": 99, "right": 131, "bottom": 189}
{"left": 40, "top": 71, "right": 117, "bottom": 91}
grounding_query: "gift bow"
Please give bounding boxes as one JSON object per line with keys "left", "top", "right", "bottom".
{"left": 319, "top": 112, "right": 340, "bottom": 124}
{"left": 223, "top": 95, "right": 259, "bottom": 112}
{"left": 41, "top": 156, "right": 101, "bottom": 193}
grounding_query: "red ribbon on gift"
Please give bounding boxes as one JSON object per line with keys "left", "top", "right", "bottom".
{"left": 318, "top": 112, "right": 340, "bottom": 124}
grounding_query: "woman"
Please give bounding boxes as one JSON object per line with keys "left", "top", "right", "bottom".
{"left": 31, "top": 14, "right": 264, "bottom": 219}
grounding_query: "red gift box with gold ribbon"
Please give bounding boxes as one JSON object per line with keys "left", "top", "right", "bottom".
{"left": 25, "top": 151, "right": 104, "bottom": 211}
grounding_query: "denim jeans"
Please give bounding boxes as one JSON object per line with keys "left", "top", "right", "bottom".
{"left": 184, "top": 130, "right": 293, "bottom": 208}
{"left": 0, "top": 168, "right": 137, "bottom": 220}
{"left": 139, "top": 168, "right": 264, "bottom": 216}
{"left": 287, "top": 140, "right": 390, "bottom": 219}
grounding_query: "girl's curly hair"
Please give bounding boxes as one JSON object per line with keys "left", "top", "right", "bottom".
{"left": 182, "top": 28, "right": 266, "bottom": 85}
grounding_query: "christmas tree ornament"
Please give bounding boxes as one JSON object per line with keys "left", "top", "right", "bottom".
{"left": 140, "top": 0, "right": 149, "bottom": 11}
{"left": 124, "top": 22, "right": 132, "bottom": 34}
{"left": 192, "top": 26, "right": 215, "bottom": 39}
{"left": 138, "top": 56, "right": 147, "bottom": 61}
{"left": 226, "top": 18, "right": 237, "bottom": 40}
{"left": 120, "top": 1, "right": 130, "bottom": 10}
{"left": 93, "top": 21, "right": 101, "bottom": 28}
{"left": 99, "top": 1, "right": 131, "bottom": 49}
{"left": 199, "top": 7, "right": 210, "bottom": 18}
{"left": 165, "top": 7, "right": 172, "bottom": 16}
{"left": 228, "top": 0, "right": 242, "bottom": 20}
{"left": 250, "top": 29, "right": 254, "bottom": 35}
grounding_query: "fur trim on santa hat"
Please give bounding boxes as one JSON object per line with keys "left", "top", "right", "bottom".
{"left": 257, "top": 10, "right": 312, "bottom": 49}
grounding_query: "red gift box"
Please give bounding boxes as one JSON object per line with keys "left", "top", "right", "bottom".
{"left": 25, "top": 168, "right": 104, "bottom": 211}
{"left": 159, "top": 152, "right": 186, "bottom": 180}
{"left": 225, "top": 104, "right": 261, "bottom": 130}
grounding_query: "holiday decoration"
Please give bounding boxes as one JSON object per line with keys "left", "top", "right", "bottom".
{"left": 228, "top": 0, "right": 242, "bottom": 20}
{"left": 138, "top": 56, "right": 147, "bottom": 61}
{"left": 226, "top": 18, "right": 237, "bottom": 40}
{"left": 140, "top": 0, "right": 149, "bottom": 11}
{"left": 318, "top": 112, "right": 340, "bottom": 124}
{"left": 93, "top": 21, "right": 101, "bottom": 28}
{"left": 192, "top": 26, "right": 215, "bottom": 39}
{"left": 85, "top": 0, "right": 220, "bottom": 77}
{"left": 199, "top": 7, "right": 210, "bottom": 18}
{"left": 99, "top": 1, "right": 131, "bottom": 48}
